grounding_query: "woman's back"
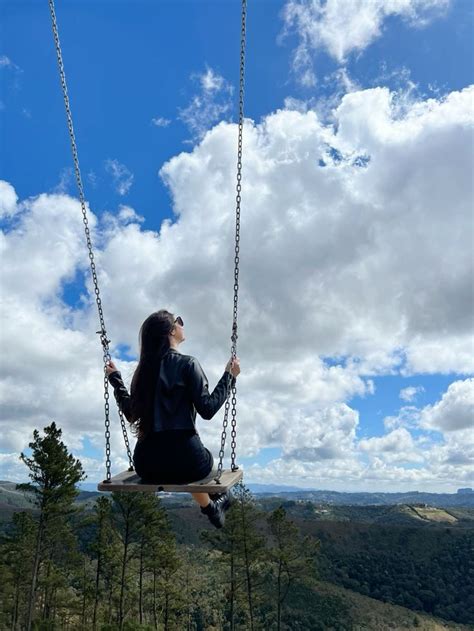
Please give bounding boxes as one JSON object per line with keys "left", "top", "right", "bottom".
{"left": 153, "top": 348, "right": 233, "bottom": 432}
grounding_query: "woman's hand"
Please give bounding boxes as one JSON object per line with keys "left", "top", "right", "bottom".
{"left": 226, "top": 357, "right": 240, "bottom": 378}
{"left": 105, "top": 360, "right": 118, "bottom": 376}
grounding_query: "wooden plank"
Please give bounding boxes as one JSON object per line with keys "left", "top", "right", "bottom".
{"left": 97, "top": 468, "right": 243, "bottom": 493}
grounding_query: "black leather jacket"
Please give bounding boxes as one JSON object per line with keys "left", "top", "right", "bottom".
{"left": 108, "top": 348, "right": 234, "bottom": 433}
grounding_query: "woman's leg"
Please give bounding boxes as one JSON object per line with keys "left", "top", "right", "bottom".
{"left": 191, "top": 493, "right": 211, "bottom": 507}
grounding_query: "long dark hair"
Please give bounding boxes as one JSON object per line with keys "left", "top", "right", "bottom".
{"left": 129, "top": 309, "right": 175, "bottom": 439}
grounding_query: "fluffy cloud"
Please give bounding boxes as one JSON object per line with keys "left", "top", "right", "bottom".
{"left": 282, "top": 0, "right": 450, "bottom": 84}
{"left": 0, "top": 181, "right": 18, "bottom": 217}
{"left": 358, "top": 427, "right": 424, "bottom": 465}
{"left": 1, "top": 84, "right": 473, "bottom": 489}
{"left": 281, "top": 403, "right": 359, "bottom": 460}
{"left": 420, "top": 379, "right": 474, "bottom": 432}
{"left": 352, "top": 380, "right": 474, "bottom": 488}
{"left": 241, "top": 376, "right": 472, "bottom": 495}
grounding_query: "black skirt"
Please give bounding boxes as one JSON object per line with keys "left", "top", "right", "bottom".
{"left": 133, "top": 429, "right": 214, "bottom": 484}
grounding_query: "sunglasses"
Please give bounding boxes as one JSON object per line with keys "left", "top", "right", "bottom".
{"left": 174, "top": 316, "right": 184, "bottom": 326}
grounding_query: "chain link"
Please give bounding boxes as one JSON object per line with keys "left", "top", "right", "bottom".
{"left": 215, "top": 0, "right": 247, "bottom": 484}
{"left": 48, "top": 0, "right": 133, "bottom": 479}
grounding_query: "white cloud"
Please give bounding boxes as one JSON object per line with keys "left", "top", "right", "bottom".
{"left": 369, "top": 380, "right": 474, "bottom": 484}
{"left": 0, "top": 55, "right": 20, "bottom": 70}
{"left": 281, "top": 403, "right": 359, "bottom": 460}
{"left": 383, "top": 405, "right": 420, "bottom": 431}
{"left": 200, "top": 67, "right": 226, "bottom": 93}
{"left": 358, "top": 427, "right": 425, "bottom": 465}
{"left": 400, "top": 385, "right": 424, "bottom": 402}
{"left": 0, "top": 181, "right": 19, "bottom": 217}
{"left": 359, "top": 427, "right": 415, "bottom": 453}
{"left": 117, "top": 205, "right": 144, "bottom": 224}
{"left": 424, "top": 427, "right": 474, "bottom": 468}
{"left": 243, "top": 448, "right": 470, "bottom": 492}
{"left": 284, "top": 67, "right": 361, "bottom": 122}
{"left": 1, "top": 84, "right": 473, "bottom": 490}
{"left": 104, "top": 159, "right": 134, "bottom": 196}
{"left": 0, "top": 453, "right": 28, "bottom": 483}
{"left": 178, "top": 66, "right": 234, "bottom": 140}
{"left": 402, "top": 335, "right": 474, "bottom": 375}
{"left": 151, "top": 116, "right": 171, "bottom": 128}
{"left": 420, "top": 379, "right": 474, "bottom": 432}
{"left": 281, "top": 0, "right": 450, "bottom": 84}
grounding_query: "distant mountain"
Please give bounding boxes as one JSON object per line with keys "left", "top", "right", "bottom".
{"left": 246, "top": 483, "right": 314, "bottom": 493}
{"left": 78, "top": 482, "right": 316, "bottom": 494}
{"left": 78, "top": 482, "right": 102, "bottom": 492}
{"left": 245, "top": 485, "right": 474, "bottom": 508}
{"left": 3, "top": 480, "right": 474, "bottom": 511}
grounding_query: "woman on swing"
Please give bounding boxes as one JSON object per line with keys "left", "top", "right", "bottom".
{"left": 105, "top": 309, "right": 240, "bottom": 529}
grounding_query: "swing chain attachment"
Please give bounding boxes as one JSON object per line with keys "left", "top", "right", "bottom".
{"left": 215, "top": 0, "right": 247, "bottom": 484}
{"left": 48, "top": 0, "right": 133, "bottom": 480}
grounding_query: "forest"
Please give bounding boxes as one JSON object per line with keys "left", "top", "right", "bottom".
{"left": 0, "top": 423, "right": 472, "bottom": 631}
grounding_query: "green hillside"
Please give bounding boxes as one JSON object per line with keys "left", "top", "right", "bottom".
{"left": 2, "top": 481, "right": 473, "bottom": 628}
{"left": 310, "top": 579, "right": 472, "bottom": 630}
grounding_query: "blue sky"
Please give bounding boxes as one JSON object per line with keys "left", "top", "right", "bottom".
{"left": 3, "top": 0, "right": 472, "bottom": 217}
{"left": 1, "top": 0, "right": 473, "bottom": 492}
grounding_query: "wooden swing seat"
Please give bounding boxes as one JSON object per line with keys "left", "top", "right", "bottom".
{"left": 97, "top": 468, "right": 243, "bottom": 493}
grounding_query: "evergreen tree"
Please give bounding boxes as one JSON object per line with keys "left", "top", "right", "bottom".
{"left": 37, "top": 517, "right": 82, "bottom": 625}
{"left": 146, "top": 508, "right": 183, "bottom": 630}
{"left": 89, "top": 496, "right": 113, "bottom": 629}
{"left": 1, "top": 511, "right": 36, "bottom": 630}
{"left": 203, "top": 483, "right": 268, "bottom": 630}
{"left": 133, "top": 491, "right": 170, "bottom": 627}
{"left": 111, "top": 491, "right": 144, "bottom": 630}
{"left": 201, "top": 517, "right": 240, "bottom": 630}
{"left": 179, "top": 544, "right": 228, "bottom": 629}
{"left": 18, "top": 422, "right": 85, "bottom": 631}
{"left": 266, "top": 505, "right": 320, "bottom": 630}
{"left": 232, "top": 483, "right": 267, "bottom": 630}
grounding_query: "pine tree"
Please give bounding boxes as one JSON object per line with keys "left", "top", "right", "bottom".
{"left": 18, "top": 421, "right": 85, "bottom": 631}
{"left": 201, "top": 501, "right": 242, "bottom": 630}
{"left": 111, "top": 491, "right": 143, "bottom": 630}
{"left": 1, "top": 511, "right": 36, "bottom": 630}
{"left": 37, "top": 516, "right": 82, "bottom": 625}
{"left": 89, "top": 496, "right": 113, "bottom": 629}
{"left": 144, "top": 503, "right": 183, "bottom": 630}
{"left": 233, "top": 483, "right": 268, "bottom": 630}
{"left": 203, "top": 483, "right": 268, "bottom": 630}
{"left": 267, "top": 505, "right": 320, "bottom": 630}
{"left": 178, "top": 544, "right": 228, "bottom": 630}
{"left": 134, "top": 492, "right": 169, "bottom": 626}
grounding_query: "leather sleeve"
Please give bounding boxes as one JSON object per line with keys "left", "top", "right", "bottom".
{"left": 107, "top": 371, "right": 132, "bottom": 422}
{"left": 187, "top": 359, "right": 233, "bottom": 420}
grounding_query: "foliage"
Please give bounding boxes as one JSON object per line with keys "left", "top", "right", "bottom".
{"left": 1, "top": 426, "right": 472, "bottom": 629}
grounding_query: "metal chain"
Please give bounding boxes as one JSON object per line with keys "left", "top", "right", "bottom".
{"left": 215, "top": 0, "right": 247, "bottom": 483}
{"left": 47, "top": 0, "right": 133, "bottom": 479}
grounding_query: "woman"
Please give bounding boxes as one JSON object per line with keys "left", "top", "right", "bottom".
{"left": 105, "top": 309, "right": 240, "bottom": 529}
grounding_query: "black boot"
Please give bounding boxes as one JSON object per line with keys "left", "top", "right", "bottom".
{"left": 209, "top": 491, "right": 226, "bottom": 502}
{"left": 200, "top": 493, "right": 232, "bottom": 529}
{"left": 215, "top": 491, "right": 232, "bottom": 513}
